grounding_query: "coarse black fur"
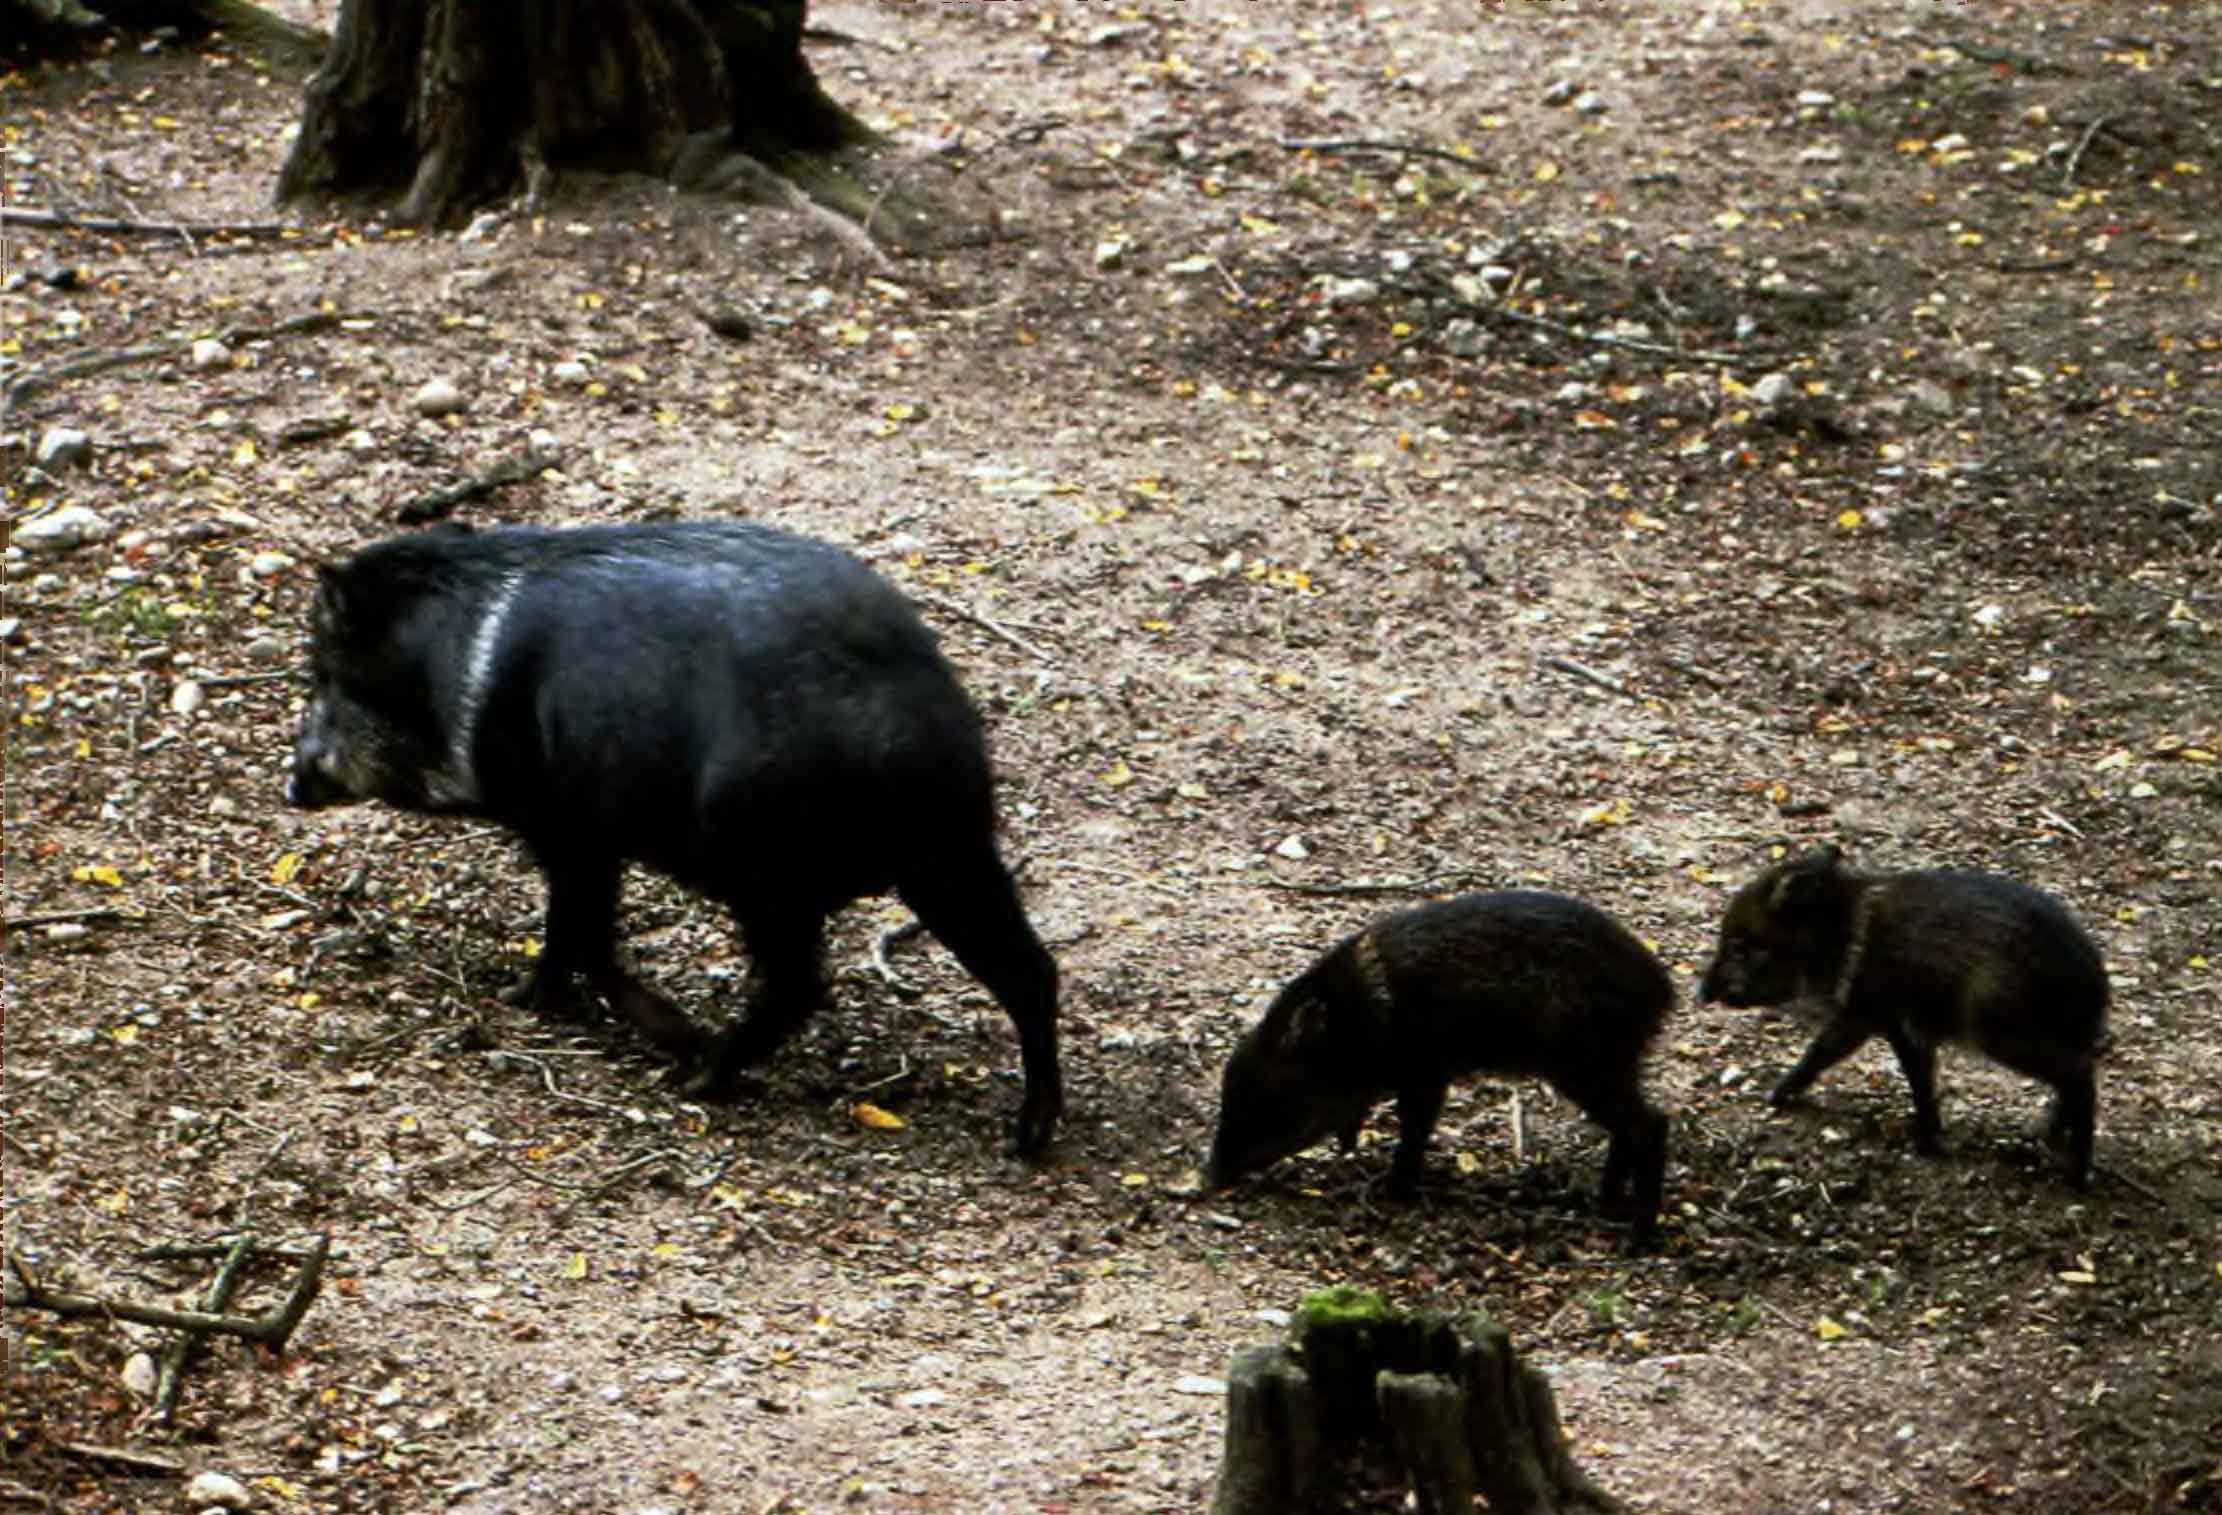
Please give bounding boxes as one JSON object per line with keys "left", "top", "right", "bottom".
{"left": 1205, "top": 891, "right": 1674, "bottom": 1242}
{"left": 1700, "top": 844, "right": 2107, "bottom": 1184}
{"left": 287, "top": 520, "right": 1062, "bottom": 1155}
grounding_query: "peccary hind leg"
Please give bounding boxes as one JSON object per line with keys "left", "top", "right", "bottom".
{"left": 1879, "top": 1023, "right": 1945, "bottom": 1155}
{"left": 899, "top": 846, "right": 1064, "bottom": 1157}
{"left": 691, "top": 910, "right": 830, "bottom": 1093}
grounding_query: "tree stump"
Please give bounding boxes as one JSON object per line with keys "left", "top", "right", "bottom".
{"left": 1213, "top": 1287, "right": 1630, "bottom": 1515}
{"left": 276, "top": 0, "right": 870, "bottom": 228}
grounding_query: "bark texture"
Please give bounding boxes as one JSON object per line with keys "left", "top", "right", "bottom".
{"left": 277, "top": 0, "right": 868, "bottom": 226}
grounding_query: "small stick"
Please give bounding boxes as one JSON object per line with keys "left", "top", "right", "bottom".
{"left": 6, "top": 310, "right": 354, "bottom": 414}
{"left": 1265, "top": 874, "right": 1477, "bottom": 899}
{"left": 1545, "top": 655, "right": 1637, "bottom": 699}
{"left": 485, "top": 1051, "right": 636, "bottom": 1118}
{"left": 196, "top": 672, "right": 294, "bottom": 690}
{"left": 139, "top": 1239, "right": 323, "bottom": 1264}
{"left": 2, "top": 907, "right": 138, "bottom": 931}
{"left": 915, "top": 591, "right": 1056, "bottom": 663}
{"left": 4, "top": 1235, "right": 327, "bottom": 1349}
{"left": 153, "top": 1233, "right": 255, "bottom": 1423}
{"left": 2097, "top": 1163, "right": 2166, "bottom": 1207}
{"left": 1509, "top": 1090, "right": 1526, "bottom": 1163}
{"left": 56, "top": 1443, "right": 184, "bottom": 1477}
{"left": 868, "top": 918, "right": 926, "bottom": 995}
{"left": 393, "top": 448, "right": 561, "bottom": 525}
{"left": 0, "top": 207, "right": 294, "bottom": 238}
{"left": 1475, "top": 301, "right": 1774, "bottom": 366}
{"left": 2062, "top": 115, "right": 2111, "bottom": 190}
{"left": 1663, "top": 657, "right": 1728, "bottom": 691}
{"left": 1279, "top": 138, "right": 1483, "bottom": 171}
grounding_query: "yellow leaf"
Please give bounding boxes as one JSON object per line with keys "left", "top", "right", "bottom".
{"left": 271, "top": 853, "right": 303, "bottom": 885}
{"left": 885, "top": 402, "right": 916, "bottom": 422}
{"left": 1121, "top": 1172, "right": 1151, "bottom": 1188}
{"left": 708, "top": 1183, "right": 749, "bottom": 1210}
{"left": 561, "top": 1252, "right": 589, "bottom": 1281}
{"left": 111, "top": 1024, "right": 139, "bottom": 1045}
{"left": 1714, "top": 208, "right": 1747, "bottom": 231}
{"left": 1836, "top": 509, "right": 1863, "bottom": 531}
{"left": 1102, "top": 759, "right": 1134, "bottom": 787}
{"left": 651, "top": 1242, "right": 682, "bottom": 1258}
{"left": 1533, "top": 159, "right": 1560, "bottom": 183}
{"left": 852, "top": 1101, "right": 907, "bottom": 1131}
{"left": 233, "top": 439, "right": 258, "bottom": 466}
{"left": 73, "top": 865, "right": 124, "bottom": 888}
{"left": 2057, "top": 1270, "right": 2096, "bottom": 1286}
{"left": 1815, "top": 1317, "right": 1848, "bottom": 1341}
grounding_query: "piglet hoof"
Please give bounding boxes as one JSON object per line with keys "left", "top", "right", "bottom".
{"left": 1911, "top": 1131, "right": 1946, "bottom": 1158}
{"left": 1765, "top": 1081, "right": 1805, "bottom": 1110}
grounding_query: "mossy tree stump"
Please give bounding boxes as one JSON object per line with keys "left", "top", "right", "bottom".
{"left": 276, "top": 0, "right": 871, "bottom": 228}
{"left": 1213, "top": 1287, "right": 1631, "bottom": 1515}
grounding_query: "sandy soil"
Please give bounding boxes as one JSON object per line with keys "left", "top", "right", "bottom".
{"left": 4, "top": 1, "right": 2219, "bottom": 1511}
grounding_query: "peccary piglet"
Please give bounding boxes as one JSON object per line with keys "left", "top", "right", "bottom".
{"left": 1700, "top": 845, "right": 2105, "bottom": 1184}
{"left": 286, "top": 521, "right": 1062, "bottom": 1155}
{"left": 1205, "top": 892, "right": 1673, "bottom": 1239}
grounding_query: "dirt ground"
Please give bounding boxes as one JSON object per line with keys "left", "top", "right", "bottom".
{"left": 4, "top": 0, "right": 2220, "bottom": 1511}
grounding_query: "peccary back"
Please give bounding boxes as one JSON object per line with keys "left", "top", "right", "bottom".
{"left": 1206, "top": 891, "right": 1673, "bottom": 1240}
{"left": 1700, "top": 844, "right": 2106, "bottom": 1183}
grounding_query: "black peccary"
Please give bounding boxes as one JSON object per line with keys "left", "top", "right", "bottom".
{"left": 1204, "top": 892, "right": 1673, "bottom": 1239}
{"left": 1699, "top": 844, "right": 2106, "bottom": 1184}
{"left": 285, "top": 520, "right": 1063, "bottom": 1155}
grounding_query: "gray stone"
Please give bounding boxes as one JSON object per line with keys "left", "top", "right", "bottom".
{"left": 35, "top": 427, "right": 91, "bottom": 471}
{"left": 16, "top": 504, "right": 111, "bottom": 553}
{"left": 1322, "top": 277, "right": 1379, "bottom": 308}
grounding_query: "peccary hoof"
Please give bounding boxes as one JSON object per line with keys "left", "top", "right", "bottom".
{"left": 1012, "top": 1090, "right": 1063, "bottom": 1160}
{"left": 607, "top": 981, "right": 710, "bottom": 1056}
{"left": 501, "top": 968, "right": 586, "bottom": 1020}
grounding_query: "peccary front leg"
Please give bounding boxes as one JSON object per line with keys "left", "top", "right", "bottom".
{"left": 2048, "top": 1070, "right": 2098, "bottom": 1187}
{"left": 1879, "top": 1023, "right": 1945, "bottom": 1155}
{"left": 1770, "top": 1013, "right": 1874, "bottom": 1107}
{"left": 900, "top": 848, "right": 1064, "bottom": 1158}
{"left": 1387, "top": 1079, "right": 1449, "bottom": 1198}
{"left": 507, "top": 856, "right": 704, "bottom": 1055}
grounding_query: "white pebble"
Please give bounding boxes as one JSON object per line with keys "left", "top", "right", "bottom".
{"left": 170, "top": 679, "right": 206, "bottom": 717}
{"left": 413, "top": 377, "right": 467, "bottom": 417}
{"left": 122, "top": 1352, "right": 159, "bottom": 1397}
{"left": 191, "top": 338, "right": 231, "bottom": 371}
{"left": 185, "top": 1471, "right": 251, "bottom": 1509}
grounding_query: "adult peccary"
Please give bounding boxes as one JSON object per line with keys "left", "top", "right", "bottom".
{"left": 1204, "top": 892, "right": 1673, "bottom": 1240}
{"left": 285, "top": 520, "right": 1062, "bottom": 1155}
{"left": 1699, "top": 844, "right": 2105, "bottom": 1184}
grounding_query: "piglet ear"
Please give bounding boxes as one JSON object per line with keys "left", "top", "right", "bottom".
{"left": 1770, "top": 847, "right": 1843, "bottom": 913}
